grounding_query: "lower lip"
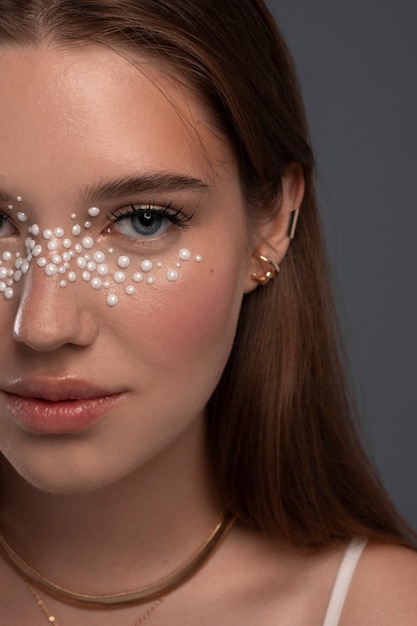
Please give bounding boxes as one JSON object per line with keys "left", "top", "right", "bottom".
{"left": 2, "top": 393, "right": 122, "bottom": 434}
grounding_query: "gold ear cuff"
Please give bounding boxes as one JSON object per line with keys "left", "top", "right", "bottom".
{"left": 251, "top": 253, "right": 280, "bottom": 285}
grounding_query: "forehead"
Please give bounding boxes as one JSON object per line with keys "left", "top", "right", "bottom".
{"left": 0, "top": 43, "right": 237, "bottom": 201}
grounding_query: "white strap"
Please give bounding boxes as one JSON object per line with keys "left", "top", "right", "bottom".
{"left": 322, "top": 538, "right": 367, "bottom": 626}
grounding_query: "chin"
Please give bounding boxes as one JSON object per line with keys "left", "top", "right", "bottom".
{"left": 10, "top": 459, "right": 123, "bottom": 495}
{"left": 0, "top": 439, "right": 135, "bottom": 496}
{"left": 27, "top": 470, "right": 116, "bottom": 495}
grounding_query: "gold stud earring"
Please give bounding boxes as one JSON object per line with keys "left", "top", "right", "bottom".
{"left": 251, "top": 253, "right": 280, "bottom": 285}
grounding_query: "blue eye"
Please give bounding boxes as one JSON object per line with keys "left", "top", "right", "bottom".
{"left": 129, "top": 209, "right": 168, "bottom": 236}
{"left": 108, "top": 204, "right": 192, "bottom": 240}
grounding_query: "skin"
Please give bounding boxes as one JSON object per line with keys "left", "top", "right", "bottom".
{"left": 0, "top": 43, "right": 262, "bottom": 493}
{"left": 0, "top": 43, "right": 416, "bottom": 626}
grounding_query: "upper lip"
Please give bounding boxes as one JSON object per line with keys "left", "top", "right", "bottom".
{"left": 0, "top": 377, "right": 123, "bottom": 402}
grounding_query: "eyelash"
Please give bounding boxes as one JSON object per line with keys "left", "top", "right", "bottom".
{"left": 107, "top": 203, "right": 192, "bottom": 229}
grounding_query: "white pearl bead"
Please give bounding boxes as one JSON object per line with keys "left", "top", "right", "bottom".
{"left": 31, "top": 224, "right": 40, "bottom": 236}
{"left": 37, "top": 257, "right": 47, "bottom": 267}
{"left": 88, "top": 207, "right": 101, "bottom": 217}
{"left": 17, "top": 212, "right": 27, "bottom": 222}
{"left": 91, "top": 278, "right": 102, "bottom": 290}
{"left": 84, "top": 221, "right": 92, "bottom": 229}
{"left": 133, "top": 273, "right": 143, "bottom": 283}
{"left": 82, "top": 237, "right": 94, "bottom": 250}
{"left": 4, "top": 288, "right": 13, "bottom": 300}
{"left": 97, "top": 264, "right": 109, "bottom": 276}
{"left": 77, "top": 258, "right": 87, "bottom": 269}
{"left": 195, "top": 255, "right": 203, "bottom": 262}
{"left": 167, "top": 270, "right": 179, "bottom": 282}
{"left": 94, "top": 252, "right": 105, "bottom": 263}
{"left": 25, "top": 237, "right": 35, "bottom": 250}
{"left": 72, "top": 225, "right": 82, "bottom": 236}
{"left": 141, "top": 259, "right": 153, "bottom": 272}
{"left": 117, "top": 255, "right": 131, "bottom": 269}
{"left": 106, "top": 294, "right": 118, "bottom": 307}
{"left": 114, "top": 271, "right": 125, "bottom": 284}
{"left": 126, "top": 286, "right": 136, "bottom": 295}
{"left": 82, "top": 271, "right": 91, "bottom": 281}
{"left": 179, "top": 248, "right": 191, "bottom": 261}
{"left": 32, "top": 245, "right": 42, "bottom": 257}
{"left": 146, "top": 276, "right": 155, "bottom": 285}
{"left": 63, "top": 239, "right": 72, "bottom": 249}
{"left": 44, "top": 264, "right": 57, "bottom": 277}
{"left": 54, "top": 228, "right": 64, "bottom": 238}
{"left": 68, "top": 272, "right": 77, "bottom": 282}
{"left": 2, "top": 251, "right": 12, "bottom": 261}
{"left": 47, "top": 241, "right": 58, "bottom": 251}
{"left": 42, "top": 229, "right": 53, "bottom": 240}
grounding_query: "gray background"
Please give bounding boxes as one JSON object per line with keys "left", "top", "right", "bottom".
{"left": 267, "top": 1, "right": 417, "bottom": 529}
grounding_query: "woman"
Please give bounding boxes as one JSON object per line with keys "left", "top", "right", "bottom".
{"left": 0, "top": 1, "right": 416, "bottom": 624}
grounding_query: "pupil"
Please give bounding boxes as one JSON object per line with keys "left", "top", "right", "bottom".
{"left": 132, "top": 210, "right": 163, "bottom": 236}
{"left": 141, "top": 211, "right": 153, "bottom": 224}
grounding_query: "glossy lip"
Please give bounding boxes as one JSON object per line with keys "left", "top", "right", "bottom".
{"left": 0, "top": 377, "right": 126, "bottom": 435}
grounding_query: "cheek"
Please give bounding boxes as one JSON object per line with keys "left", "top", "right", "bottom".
{"left": 119, "top": 260, "right": 244, "bottom": 374}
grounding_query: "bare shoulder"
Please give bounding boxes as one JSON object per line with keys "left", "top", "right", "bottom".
{"left": 341, "top": 541, "right": 417, "bottom": 625}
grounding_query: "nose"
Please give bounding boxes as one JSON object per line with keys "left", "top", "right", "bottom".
{"left": 13, "top": 263, "right": 98, "bottom": 352}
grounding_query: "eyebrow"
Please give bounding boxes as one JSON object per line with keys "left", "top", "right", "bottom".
{"left": 83, "top": 172, "right": 210, "bottom": 203}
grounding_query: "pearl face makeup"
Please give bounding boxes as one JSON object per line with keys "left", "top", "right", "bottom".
{"left": 0, "top": 201, "right": 202, "bottom": 305}
{"left": 0, "top": 43, "right": 257, "bottom": 495}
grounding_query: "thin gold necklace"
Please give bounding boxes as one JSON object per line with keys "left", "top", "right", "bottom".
{"left": 0, "top": 512, "right": 235, "bottom": 608}
{"left": 27, "top": 583, "right": 164, "bottom": 625}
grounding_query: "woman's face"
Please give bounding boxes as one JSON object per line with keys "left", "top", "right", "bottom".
{"left": 0, "top": 44, "right": 256, "bottom": 493}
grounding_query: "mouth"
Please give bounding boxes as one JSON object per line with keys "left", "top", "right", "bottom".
{"left": 0, "top": 378, "right": 125, "bottom": 434}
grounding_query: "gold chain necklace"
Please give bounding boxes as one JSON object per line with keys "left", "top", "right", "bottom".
{"left": 0, "top": 512, "right": 235, "bottom": 608}
{"left": 27, "top": 583, "right": 164, "bottom": 625}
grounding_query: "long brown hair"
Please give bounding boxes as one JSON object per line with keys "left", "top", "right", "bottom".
{"left": 0, "top": 0, "right": 413, "bottom": 547}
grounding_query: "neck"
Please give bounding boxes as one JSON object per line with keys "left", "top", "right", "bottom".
{"left": 0, "top": 418, "right": 221, "bottom": 593}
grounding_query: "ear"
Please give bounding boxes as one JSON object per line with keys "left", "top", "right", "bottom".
{"left": 244, "top": 163, "right": 304, "bottom": 292}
